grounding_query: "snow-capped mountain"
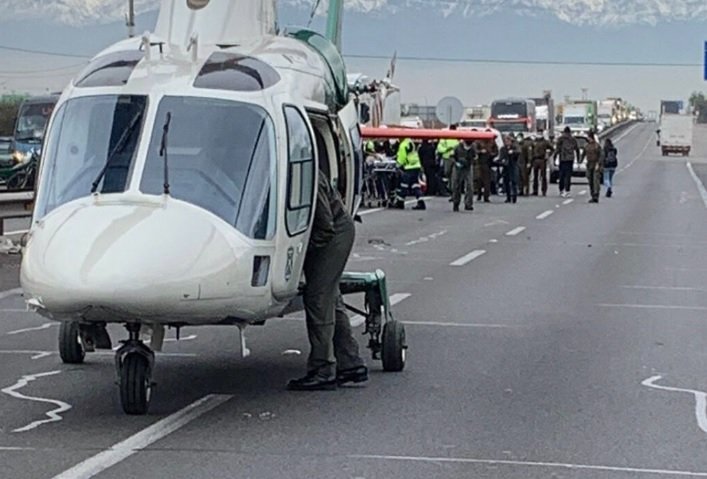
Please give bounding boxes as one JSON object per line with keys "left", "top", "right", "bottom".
{"left": 1, "top": 0, "right": 706, "bottom": 26}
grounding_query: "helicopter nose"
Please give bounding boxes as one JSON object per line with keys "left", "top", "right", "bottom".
{"left": 21, "top": 197, "right": 243, "bottom": 314}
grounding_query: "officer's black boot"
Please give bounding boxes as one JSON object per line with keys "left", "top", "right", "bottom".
{"left": 412, "top": 199, "right": 426, "bottom": 210}
{"left": 453, "top": 203, "right": 460, "bottom": 212}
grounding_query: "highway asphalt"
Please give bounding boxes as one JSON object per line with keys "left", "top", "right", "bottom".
{"left": 2, "top": 123, "right": 707, "bottom": 478}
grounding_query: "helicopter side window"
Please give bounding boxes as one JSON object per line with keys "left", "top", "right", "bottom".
{"left": 194, "top": 53, "right": 280, "bottom": 92}
{"left": 74, "top": 50, "right": 144, "bottom": 88}
{"left": 284, "top": 106, "right": 315, "bottom": 236}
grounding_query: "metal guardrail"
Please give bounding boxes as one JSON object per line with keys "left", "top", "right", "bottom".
{"left": 0, "top": 190, "right": 34, "bottom": 235}
{"left": 598, "top": 120, "right": 637, "bottom": 141}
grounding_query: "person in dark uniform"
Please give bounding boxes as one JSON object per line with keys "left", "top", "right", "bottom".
{"left": 418, "top": 139, "right": 438, "bottom": 196}
{"left": 287, "top": 174, "right": 367, "bottom": 391}
{"left": 532, "top": 132, "right": 554, "bottom": 196}
{"left": 476, "top": 139, "right": 496, "bottom": 203}
{"left": 519, "top": 134, "right": 534, "bottom": 196}
{"left": 451, "top": 139, "right": 476, "bottom": 212}
{"left": 500, "top": 135, "right": 520, "bottom": 204}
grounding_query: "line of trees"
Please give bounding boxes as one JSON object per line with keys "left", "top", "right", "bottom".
{"left": 689, "top": 91, "right": 707, "bottom": 124}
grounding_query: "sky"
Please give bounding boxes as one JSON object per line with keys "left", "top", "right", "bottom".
{"left": 0, "top": 0, "right": 705, "bottom": 112}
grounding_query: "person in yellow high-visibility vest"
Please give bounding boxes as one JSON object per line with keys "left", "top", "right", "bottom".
{"left": 436, "top": 125, "right": 460, "bottom": 195}
{"left": 394, "top": 138, "right": 426, "bottom": 210}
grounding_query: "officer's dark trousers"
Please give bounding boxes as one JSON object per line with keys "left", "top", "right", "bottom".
{"left": 398, "top": 168, "right": 421, "bottom": 200}
{"left": 532, "top": 159, "right": 547, "bottom": 195}
{"left": 451, "top": 164, "right": 474, "bottom": 209}
{"left": 559, "top": 161, "right": 573, "bottom": 192}
{"left": 519, "top": 161, "right": 530, "bottom": 195}
{"left": 504, "top": 164, "right": 519, "bottom": 202}
{"left": 303, "top": 221, "right": 358, "bottom": 379}
{"left": 477, "top": 163, "right": 491, "bottom": 201}
{"left": 586, "top": 161, "right": 602, "bottom": 200}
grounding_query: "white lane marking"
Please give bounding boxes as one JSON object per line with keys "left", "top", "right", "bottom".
{"left": 484, "top": 219, "right": 510, "bottom": 227}
{"left": 1, "top": 371, "right": 72, "bottom": 433}
{"left": 642, "top": 375, "right": 707, "bottom": 434}
{"left": 0, "top": 288, "right": 22, "bottom": 300}
{"left": 350, "top": 453, "right": 707, "bottom": 477}
{"left": 163, "top": 334, "right": 197, "bottom": 343}
{"left": 562, "top": 199, "right": 574, "bottom": 205}
{"left": 612, "top": 122, "right": 640, "bottom": 143}
{"left": 621, "top": 285, "right": 707, "bottom": 292}
{"left": 6, "top": 323, "right": 56, "bottom": 336}
{"left": 95, "top": 351, "right": 197, "bottom": 358}
{"left": 686, "top": 162, "right": 707, "bottom": 209}
{"left": 0, "top": 350, "right": 53, "bottom": 360}
{"left": 505, "top": 226, "right": 526, "bottom": 237}
{"left": 617, "top": 132, "right": 652, "bottom": 175}
{"left": 405, "top": 230, "right": 447, "bottom": 246}
{"left": 450, "top": 250, "right": 486, "bottom": 267}
{"left": 536, "top": 210, "right": 553, "bottom": 220}
{"left": 598, "top": 303, "right": 707, "bottom": 312}
{"left": 403, "top": 321, "right": 514, "bottom": 329}
{"left": 488, "top": 239, "right": 498, "bottom": 243}
{"left": 0, "top": 446, "right": 35, "bottom": 451}
{"left": 578, "top": 190, "right": 587, "bottom": 196}
{"left": 50, "top": 394, "right": 232, "bottom": 479}
{"left": 350, "top": 293, "right": 411, "bottom": 328}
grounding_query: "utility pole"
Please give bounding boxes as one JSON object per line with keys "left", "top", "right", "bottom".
{"left": 581, "top": 88, "right": 588, "bottom": 101}
{"left": 126, "top": 0, "right": 135, "bottom": 38}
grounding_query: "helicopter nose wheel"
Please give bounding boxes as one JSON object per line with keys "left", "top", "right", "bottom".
{"left": 58, "top": 321, "right": 85, "bottom": 364}
{"left": 115, "top": 323, "right": 155, "bottom": 415}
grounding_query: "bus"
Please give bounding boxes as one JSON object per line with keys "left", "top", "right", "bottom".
{"left": 488, "top": 98, "right": 537, "bottom": 135}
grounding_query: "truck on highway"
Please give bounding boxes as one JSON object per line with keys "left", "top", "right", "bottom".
{"left": 530, "top": 93, "right": 555, "bottom": 136}
{"left": 660, "top": 100, "right": 683, "bottom": 116}
{"left": 659, "top": 114, "right": 693, "bottom": 156}
{"left": 10, "top": 94, "right": 59, "bottom": 159}
{"left": 488, "top": 98, "right": 537, "bottom": 135}
{"left": 597, "top": 100, "right": 616, "bottom": 132}
{"left": 560, "top": 101, "right": 597, "bottom": 135}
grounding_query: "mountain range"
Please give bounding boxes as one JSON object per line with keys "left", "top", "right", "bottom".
{"left": 3, "top": 0, "right": 707, "bottom": 27}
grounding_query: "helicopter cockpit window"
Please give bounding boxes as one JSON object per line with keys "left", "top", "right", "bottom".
{"left": 140, "top": 96, "right": 276, "bottom": 240}
{"left": 34, "top": 95, "right": 147, "bottom": 219}
{"left": 74, "top": 50, "right": 144, "bottom": 88}
{"left": 284, "top": 106, "right": 315, "bottom": 236}
{"left": 194, "top": 53, "right": 280, "bottom": 92}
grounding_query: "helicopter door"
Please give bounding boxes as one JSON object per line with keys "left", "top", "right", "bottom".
{"left": 271, "top": 106, "right": 318, "bottom": 302}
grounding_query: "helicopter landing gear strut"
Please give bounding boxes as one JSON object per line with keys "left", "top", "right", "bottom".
{"left": 340, "top": 269, "right": 407, "bottom": 372}
{"left": 115, "top": 323, "right": 155, "bottom": 415}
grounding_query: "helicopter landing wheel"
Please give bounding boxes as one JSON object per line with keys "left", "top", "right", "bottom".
{"left": 381, "top": 320, "right": 406, "bottom": 372}
{"left": 58, "top": 321, "right": 85, "bottom": 364}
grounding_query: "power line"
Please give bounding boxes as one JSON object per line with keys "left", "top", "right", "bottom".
{"left": 0, "top": 44, "right": 90, "bottom": 59}
{"left": 343, "top": 53, "right": 701, "bottom": 68}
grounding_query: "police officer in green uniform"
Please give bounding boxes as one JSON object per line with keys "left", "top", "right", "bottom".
{"left": 395, "top": 138, "right": 426, "bottom": 210}
{"left": 451, "top": 139, "right": 477, "bottom": 212}
{"left": 288, "top": 174, "right": 367, "bottom": 391}
{"left": 436, "top": 126, "right": 460, "bottom": 194}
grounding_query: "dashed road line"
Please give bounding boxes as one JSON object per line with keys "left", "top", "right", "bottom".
{"left": 350, "top": 453, "right": 707, "bottom": 477}
{"left": 562, "top": 199, "right": 574, "bottom": 205}
{"left": 578, "top": 190, "right": 587, "bottom": 196}
{"left": 350, "top": 293, "right": 412, "bottom": 327}
{"left": 536, "top": 210, "right": 553, "bottom": 220}
{"left": 450, "top": 250, "right": 486, "bottom": 267}
{"left": 404, "top": 321, "right": 514, "bottom": 329}
{"left": 598, "top": 303, "right": 707, "bottom": 312}
{"left": 6, "top": 323, "right": 56, "bottom": 336}
{"left": 505, "top": 226, "right": 526, "bottom": 237}
{"left": 0, "top": 350, "right": 53, "bottom": 360}
{"left": 1, "top": 371, "right": 71, "bottom": 433}
{"left": 50, "top": 394, "right": 232, "bottom": 479}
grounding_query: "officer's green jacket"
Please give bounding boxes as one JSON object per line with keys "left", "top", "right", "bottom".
{"left": 436, "top": 139, "right": 459, "bottom": 160}
{"left": 397, "top": 139, "right": 421, "bottom": 170}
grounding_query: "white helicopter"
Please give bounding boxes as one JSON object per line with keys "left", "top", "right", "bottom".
{"left": 20, "top": 0, "right": 495, "bottom": 415}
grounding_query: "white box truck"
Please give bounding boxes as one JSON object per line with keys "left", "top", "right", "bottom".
{"left": 659, "top": 114, "right": 693, "bottom": 156}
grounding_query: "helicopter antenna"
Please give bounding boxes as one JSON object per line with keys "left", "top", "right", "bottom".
{"left": 126, "top": 0, "right": 135, "bottom": 38}
{"left": 325, "top": 0, "right": 343, "bottom": 50}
